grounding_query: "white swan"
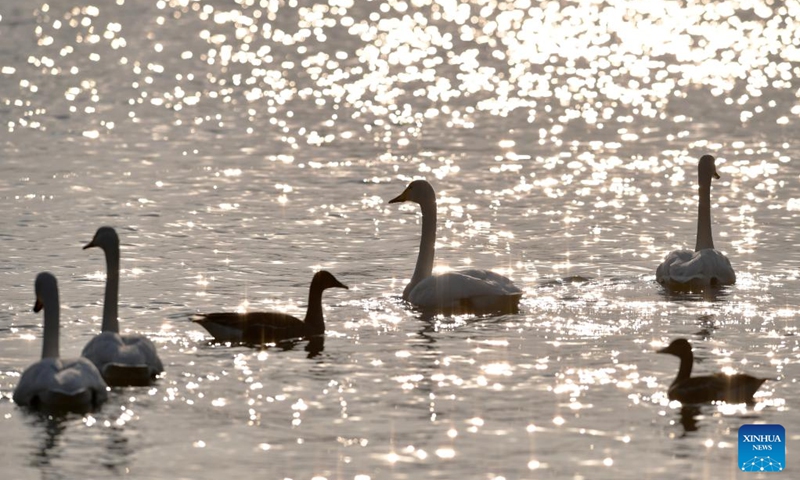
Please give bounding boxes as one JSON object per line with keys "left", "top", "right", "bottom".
{"left": 388, "top": 180, "right": 522, "bottom": 314}
{"left": 82, "top": 227, "right": 164, "bottom": 386}
{"left": 14, "top": 272, "right": 108, "bottom": 412}
{"left": 656, "top": 155, "right": 736, "bottom": 289}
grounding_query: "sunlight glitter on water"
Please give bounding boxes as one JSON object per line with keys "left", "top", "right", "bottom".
{"left": 1, "top": 0, "right": 799, "bottom": 479}
{"left": 2, "top": 0, "right": 791, "bottom": 150}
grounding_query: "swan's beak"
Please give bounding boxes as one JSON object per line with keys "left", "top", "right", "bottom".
{"left": 656, "top": 346, "right": 671, "bottom": 355}
{"left": 713, "top": 171, "right": 720, "bottom": 180}
{"left": 83, "top": 239, "right": 96, "bottom": 250}
{"left": 333, "top": 278, "right": 349, "bottom": 290}
{"left": 388, "top": 189, "right": 408, "bottom": 204}
{"left": 33, "top": 298, "right": 43, "bottom": 313}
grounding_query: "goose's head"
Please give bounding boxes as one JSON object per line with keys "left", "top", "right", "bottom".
{"left": 312, "top": 270, "right": 349, "bottom": 291}
{"left": 33, "top": 272, "right": 58, "bottom": 313}
{"left": 698, "top": 154, "right": 720, "bottom": 185}
{"left": 657, "top": 338, "right": 693, "bottom": 358}
{"left": 84, "top": 226, "right": 120, "bottom": 252}
{"left": 388, "top": 179, "right": 436, "bottom": 206}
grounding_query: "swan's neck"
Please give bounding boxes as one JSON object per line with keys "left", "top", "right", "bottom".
{"left": 404, "top": 198, "right": 436, "bottom": 300}
{"left": 102, "top": 244, "right": 120, "bottom": 333}
{"left": 42, "top": 291, "right": 60, "bottom": 359}
{"left": 672, "top": 351, "right": 693, "bottom": 386}
{"left": 695, "top": 183, "right": 715, "bottom": 251}
{"left": 303, "top": 284, "right": 325, "bottom": 335}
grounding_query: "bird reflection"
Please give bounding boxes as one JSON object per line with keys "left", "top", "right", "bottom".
{"left": 415, "top": 306, "right": 513, "bottom": 323}
{"left": 28, "top": 413, "right": 67, "bottom": 469}
{"left": 678, "top": 405, "right": 703, "bottom": 434}
{"left": 257, "top": 336, "right": 326, "bottom": 359}
{"left": 25, "top": 408, "right": 136, "bottom": 475}
{"left": 657, "top": 284, "right": 729, "bottom": 303}
{"left": 305, "top": 336, "right": 325, "bottom": 359}
{"left": 100, "top": 425, "right": 133, "bottom": 474}
{"left": 203, "top": 335, "right": 325, "bottom": 359}
{"left": 416, "top": 321, "right": 438, "bottom": 344}
{"left": 407, "top": 322, "right": 441, "bottom": 421}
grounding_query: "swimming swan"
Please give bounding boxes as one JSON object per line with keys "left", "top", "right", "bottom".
{"left": 388, "top": 180, "right": 522, "bottom": 314}
{"left": 82, "top": 227, "right": 164, "bottom": 386}
{"left": 656, "top": 155, "right": 735, "bottom": 289}
{"left": 14, "top": 272, "right": 108, "bottom": 412}
{"left": 657, "top": 338, "right": 767, "bottom": 404}
{"left": 192, "top": 270, "right": 348, "bottom": 344}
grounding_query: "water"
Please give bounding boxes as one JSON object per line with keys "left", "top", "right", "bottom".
{"left": 1, "top": 0, "right": 799, "bottom": 478}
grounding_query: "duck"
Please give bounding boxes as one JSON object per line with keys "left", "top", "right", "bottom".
{"left": 81, "top": 226, "right": 164, "bottom": 386}
{"left": 388, "top": 179, "right": 522, "bottom": 314}
{"left": 656, "top": 154, "right": 735, "bottom": 290}
{"left": 657, "top": 338, "right": 767, "bottom": 404}
{"left": 13, "top": 272, "right": 108, "bottom": 412}
{"left": 192, "top": 270, "right": 348, "bottom": 345}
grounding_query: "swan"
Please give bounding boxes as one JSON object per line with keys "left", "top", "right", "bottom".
{"left": 81, "top": 226, "right": 164, "bottom": 386}
{"left": 388, "top": 179, "right": 522, "bottom": 314}
{"left": 656, "top": 154, "right": 735, "bottom": 289}
{"left": 13, "top": 272, "right": 108, "bottom": 412}
{"left": 657, "top": 338, "right": 767, "bottom": 404}
{"left": 192, "top": 270, "right": 348, "bottom": 344}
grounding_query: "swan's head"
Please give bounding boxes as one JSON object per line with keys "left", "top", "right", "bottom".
{"left": 698, "top": 155, "right": 720, "bottom": 184}
{"left": 657, "top": 338, "right": 692, "bottom": 358}
{"left": 33, "top": 272, "right": 58, "bottom": 313}
{"left": 84, "top": 226, "right": 120, "bottom": 252}
{"left": 388, "top": 179, "right": 436, "bottom": 206}
{"left": 312, "top": 270, "right": 349, "bottom": 291}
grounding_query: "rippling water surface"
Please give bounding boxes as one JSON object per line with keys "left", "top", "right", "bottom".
{"left": 1, "top": 0, "right": 799, "bottom": 478}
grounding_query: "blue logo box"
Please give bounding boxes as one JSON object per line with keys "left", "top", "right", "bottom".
{"left": 739, "top": 424, "right": 785, "bottom": 472}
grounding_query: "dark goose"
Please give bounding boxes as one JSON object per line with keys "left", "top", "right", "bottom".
{"left": 193, "top": 270, "right": 348, "bottom": 345}
{"left": 658, "top": 338, "right": 767, "bottom": 404}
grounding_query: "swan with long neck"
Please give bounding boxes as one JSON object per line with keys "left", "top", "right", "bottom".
{"left": 13, "top": 272, "right": 108, "bottom": 412}
{"left": 81, "top": 226, "right": 164, "bottom": 386}
{"left": 657, "top": 338, "right": 767, "bottom": 404}
{"left": 388, "top": 180, "right": 522, "bottom": 314}
{"left": 656, "top": 155, "right": 735, "bottom": 289}
{"left": 192, "top": 270, "right": 348, "bottom": 345}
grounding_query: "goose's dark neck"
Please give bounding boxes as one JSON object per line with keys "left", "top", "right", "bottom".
{"left": 101, "top": 244, "right": 120, "bottom": 333}
{"left": 672, "top": 350, "right": 694, "bottom": 385}
{"left": 695, "top": 183, "right": 715, "bottom": 251}
{"left": 303, "top": 283, "right": 326, "bottom": 335}
{"left": 404, "top": 199, "right": 436, "bottom": 300}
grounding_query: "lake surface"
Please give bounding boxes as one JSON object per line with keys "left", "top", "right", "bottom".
{"left": 1, "top": 0, "right": 798, "bottom": 478}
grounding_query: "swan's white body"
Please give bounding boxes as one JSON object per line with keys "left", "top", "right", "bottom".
{"left": 14, "top": 273, "right": 108, "bottom": 412}
{"left": 82, "top": 227, "right": 163, "bottom": 386}
{"left": 81, "top": 331, "right": 163, "bottom": 386}
{"left": 389, "top": 180, "right": 522, "bottom": 314}
{"left": 407, "top": 269, "right": 521, "bottom": 312}
{"left": 656, "top": 155, "right": 735, "bottom": 289}
{"left": 656, "top": 249, "right": 735, "bottom": 287}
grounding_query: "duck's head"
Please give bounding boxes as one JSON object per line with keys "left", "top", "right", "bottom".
{"left": 388, "top": 179, "right": 436, "bottom": 206}
{"left": 657, "top": 338, "right": 693, "bottom": 357}
{"left": 698, "top": 154, "right": 720, "bottom": 184}
{"left": 84, "top": 226, "right": 120, "bottom": 252}
{"left": 313, "top": 270, "right": 349, "bottom": 291}
{"left": 33, "top": 272, "right": 58, "bottom": 313}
